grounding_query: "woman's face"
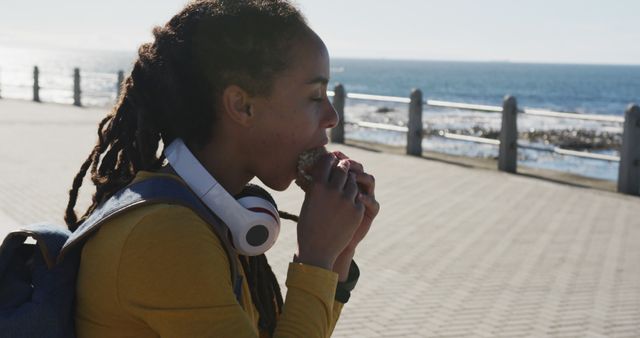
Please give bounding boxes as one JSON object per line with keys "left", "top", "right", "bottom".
{"left": 247, "top": 32, "right": 338, "bottom": 191}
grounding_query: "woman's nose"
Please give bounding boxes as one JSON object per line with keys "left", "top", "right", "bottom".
{"left": 323, "top": 99, "right": 339, "bottom": 129}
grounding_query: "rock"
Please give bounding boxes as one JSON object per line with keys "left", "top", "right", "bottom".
{"left": 376, "top": 107, "right": 394, "bottom": 113}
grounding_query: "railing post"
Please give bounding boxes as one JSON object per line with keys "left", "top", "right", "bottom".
{"left": 407, "top": 88, "right": 423, "bottom": 156}
{"left": 617, "top": 104, "right": 640, "bottom": 196}
{"left": 73, "top": 68, "right": 81, "bottom": 106}
{"left": 330, "top": 83, "right": 346, "bottom": 144}
{"left": 499, "top": 95, "right": 518, "bottom": 173}
{"left": 116, "top": 70, "right": 124, "bottom": 101}
{"left": 33, "top": 66, "right": 40, "bottom": 102}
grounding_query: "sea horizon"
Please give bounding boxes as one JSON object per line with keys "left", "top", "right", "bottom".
{"left": 3, "top": 43, "right": 640, "bottom": 68}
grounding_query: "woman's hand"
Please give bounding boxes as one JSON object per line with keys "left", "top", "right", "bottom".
{"left": 295, "top": 153, "right": 365, "bottom": 270}
{"left": 332, "top": 152, "right": 379, "bottom": 281}
{"left": 341, "top": 154, "right": 378, "bottom": 251}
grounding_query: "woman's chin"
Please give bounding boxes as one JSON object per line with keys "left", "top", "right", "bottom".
{"left": 272, "top": 182, "right": 292, "bottom": 192}
{"left": 261, "top": 176, "right": 295, "bottom": 192}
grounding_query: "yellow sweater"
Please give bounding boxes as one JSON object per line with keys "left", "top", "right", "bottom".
{"left": 75, "top": 171, "right": 343, "bottom": 337}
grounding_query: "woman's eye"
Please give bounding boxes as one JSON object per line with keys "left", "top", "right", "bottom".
{"left": 311, "top": 87, "right": 326, "bottom": 102}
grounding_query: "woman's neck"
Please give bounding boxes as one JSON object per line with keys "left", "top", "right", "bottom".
{"left": 190, "top": 139, "right": 253, "bottom": 196}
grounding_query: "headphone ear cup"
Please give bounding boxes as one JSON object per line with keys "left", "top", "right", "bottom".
{"left": 235, "top": 184, "right": 278, "bottom": 210}
{"left": 232, "top": 184, "right": 280, "bottom": 256}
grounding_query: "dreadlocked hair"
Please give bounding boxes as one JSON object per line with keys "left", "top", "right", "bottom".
{"left": 64, "top": 0, "right": 309, "bottom": 335}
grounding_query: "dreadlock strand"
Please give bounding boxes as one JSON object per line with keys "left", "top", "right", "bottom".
{"left": 278, "top": 210, "right": 299, "bottom": 223}
{"left": 250, "top": 256, "right": 265, "bottom": 321}
{"left": 64, "top": 113, "right": 115, "bottom": 230}
{"left": 264, "top": 256, "right": 284, "bottom": 311}
{"left": 257, "top": 256, "right": 276, "bottom": 334}
{"left": 64, "top": 151, "right": 96, "bottom": 230}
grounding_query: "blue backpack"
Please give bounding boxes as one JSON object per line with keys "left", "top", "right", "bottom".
{"left": 0, "top": 176, "right": 241, "bottom": 338}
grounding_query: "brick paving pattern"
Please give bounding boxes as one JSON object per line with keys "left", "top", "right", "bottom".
{"left": 1, "top": 99, "right": 639, "bottom": 337}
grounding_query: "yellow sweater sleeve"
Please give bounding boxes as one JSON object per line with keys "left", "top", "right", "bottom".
{"left": 116, "top": 205, "right": 340, "bottom": 338}
{"left": 274, "top": 263, "right": 338, "bottom": 337}
{"left": 329, "top": 300, "right": 345, "bottom": 336}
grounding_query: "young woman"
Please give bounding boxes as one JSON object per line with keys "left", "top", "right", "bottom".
{"left": 64, "top": 1, "right": 379, "bottom": 337}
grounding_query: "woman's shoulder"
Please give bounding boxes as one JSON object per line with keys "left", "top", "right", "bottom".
{"left": 82, "top": 170, "right": 232, "bottom": 277}
{"left": 85, "top": 170, "right": 227, "bottom": 259}
{"left": 122, "top": 170, "right": 207, "bottom": 232}
{"left": 85, "top": 199, "right": 222, "bottom": 255}
{"left": 78, "top": 196, "right": 240, "bottom": 318}
{"left": 126, "top": 202, "right": 214, "bottom": 240}
{"left": 125, "top": 170, "right": 225, "bottom": 245}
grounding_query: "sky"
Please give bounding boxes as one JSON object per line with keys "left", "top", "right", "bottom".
{"left": 0, "top": 0, "right": 639, "bottom": 65}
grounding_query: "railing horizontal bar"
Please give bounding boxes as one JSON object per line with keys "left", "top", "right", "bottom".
{"left": 426, "top": 100, "right": 503, "bottom": 113}
{"left": 520, "top": 108, "right": 624, "bottom": 123}
{"left": 552, "top": 147, "right": 620, "bottom": 162}
{"left": 348, "top": 121, "right": 409, "bottom": 132}
{"left": 349, "top": 93, "right": 411, "bottom": 104}
{"left": 439, "top": 132, "right": 500, "bottom": 145}
{"left": 0, "top": 84, "right": 33, "bottom": 89}
{"left": 328, "top": 91, "right": 412, "bottom": 103}
{"left": 518, "top": 143, "right": 620, "bottom": 162}
{"left": 81, "top": 91, "right": 116, "bottom": 96}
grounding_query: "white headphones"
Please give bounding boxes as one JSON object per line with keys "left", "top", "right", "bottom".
{"left": 164, "top": 138, "right": 280, "bottom": 256}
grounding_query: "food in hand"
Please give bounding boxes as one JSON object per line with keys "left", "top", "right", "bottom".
{"left": 295, "top": 147, "right": 329, "bottom": 191}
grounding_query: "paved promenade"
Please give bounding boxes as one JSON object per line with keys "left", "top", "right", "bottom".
{"left": 0, "top": 99, "right": 639, "bottom": 337}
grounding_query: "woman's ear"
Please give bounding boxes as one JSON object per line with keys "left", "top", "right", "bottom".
{"left": 221, "top": 85, "right": 253, "bottom": 126}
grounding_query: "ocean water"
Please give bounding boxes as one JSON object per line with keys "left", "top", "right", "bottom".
{"left": 1, "top": 46, "right": 639, "bottom": 181}
{"left": 331, "top": 59, "right": 639, "bottom": 116}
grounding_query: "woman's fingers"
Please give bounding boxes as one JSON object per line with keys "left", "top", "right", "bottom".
{"left": 333, "top": 151, "right": 364, "bottom": 173}
{"left": 310, "top": 152, "right": 337, "bottom": 184}
{"left": 344, "top": 172, "right": 359, "bottom": 201}
{"left": 346, "top": 159, "right": 363, "bottom": 174}
{"left": 328, "top": 152, "right": 374, "bottom": 196}
{"left": 333, "top": 151, "right": 349, "bottom": 160}
{"left": 358, "top": 192, "right": 380, "bottom": 217}
{"left": 328, "top": 159, "right": 350, "bottom": 189}
{"left": 354, "top": 172, "right": 375, "bottom": 196}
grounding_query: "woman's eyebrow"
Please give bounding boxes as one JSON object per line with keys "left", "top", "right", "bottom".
{"left": 305, "top": 76, "right": 329, "bottom": 85}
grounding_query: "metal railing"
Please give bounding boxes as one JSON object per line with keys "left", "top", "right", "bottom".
{"left": 0, "top": 66, "right": 125, "bottom": 107}
{"left": 329, "top": 85, "right": 640, "bottom": 196}
{"left": 328, "top": 91, "right": 625, "bottom": 124}
{"left": 331, "top": 92, "right": 623, "bottom": 162}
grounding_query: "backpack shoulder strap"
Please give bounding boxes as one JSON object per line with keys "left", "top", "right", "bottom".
{"left": 57, "top": 176, "right": 240, "bottom": 297}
